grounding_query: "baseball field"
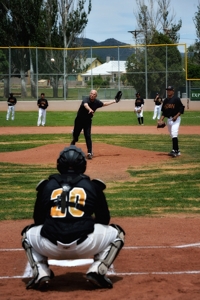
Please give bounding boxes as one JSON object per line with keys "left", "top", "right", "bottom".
{"left": 0, "top": 111, "right": 200, "bottom": 299}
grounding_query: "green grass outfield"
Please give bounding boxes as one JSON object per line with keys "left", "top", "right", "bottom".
{"left": 0, "top": 111, "right": 200, "bottom": 126}
{"left": 0, "top": 111, "right": 200, "bottom": 221}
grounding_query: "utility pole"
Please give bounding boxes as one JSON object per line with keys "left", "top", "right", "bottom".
{"left": 128, "top": 30, "right": 143, "bottom": 56}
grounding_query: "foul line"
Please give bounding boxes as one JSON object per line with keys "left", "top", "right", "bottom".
{"left": 1, "top": 242, "right": 200, "bottom": 252}
{"left": 2, "top": 270, "right": 200, "bottom": 280}
{"left": 1, "top": 242, "right": 200, "bottom": 280}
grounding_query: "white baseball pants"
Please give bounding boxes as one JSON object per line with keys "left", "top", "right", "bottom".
{"left": 6, "top": 106, "right": 15, "bottom": 120}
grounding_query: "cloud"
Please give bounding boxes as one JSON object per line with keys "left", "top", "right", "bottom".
{"left": 84, "top": 0, "right": 199, "bottom": 46}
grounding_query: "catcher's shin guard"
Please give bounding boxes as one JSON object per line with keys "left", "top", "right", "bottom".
{"left": 22, "top": 230, "right": 54, "bottom": 289}
{"left": 97, "top": 224, "right": 125, "bottom": 275}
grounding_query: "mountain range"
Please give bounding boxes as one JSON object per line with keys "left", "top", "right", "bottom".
{"left": 78, "top": 38, "right": 133, "bottom": 61}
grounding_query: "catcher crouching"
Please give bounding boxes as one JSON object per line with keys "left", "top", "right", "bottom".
{"left": 21, "top": 145, "right": 125, "bottom": 290}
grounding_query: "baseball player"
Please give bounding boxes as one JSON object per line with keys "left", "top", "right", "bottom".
{"left": 158, "top": 86, "right": 185, "bottom": 157}
{"left": 71, "top": 89, "right": 119, "bottom": 159}
{"left": 134, "top": 92, "right": 144, "bottom": 125}
{"left": 21, "top": 145, "right": 125, "bottom": 290}
{"left": 153, "top": 92, "right": 163, "bottom": 120}
{"left": 6, "top": 93, "right": 17, "bottom": 120}
{"left": 37, "top": 93, "right": 49, "bottom": 126}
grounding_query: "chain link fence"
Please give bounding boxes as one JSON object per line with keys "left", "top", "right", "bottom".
{"left": 0, "top": 44, "right": 190, "bottom": 101}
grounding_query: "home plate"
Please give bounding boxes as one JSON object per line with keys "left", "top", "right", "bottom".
{"left": 48, "top": 259, "right": 93, "bottom": 267}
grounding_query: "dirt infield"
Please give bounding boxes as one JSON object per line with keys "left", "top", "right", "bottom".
{"left": 1, "top": 125, "right": 200, "bottom": 299}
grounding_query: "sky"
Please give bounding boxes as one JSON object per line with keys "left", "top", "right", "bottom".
{"left": 84, "top": 0, "right": 199, "bottom": 47}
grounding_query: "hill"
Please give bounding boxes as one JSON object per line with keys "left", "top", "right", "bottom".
{"left": 77, "top": 38, "right": 133, "bottom": 62}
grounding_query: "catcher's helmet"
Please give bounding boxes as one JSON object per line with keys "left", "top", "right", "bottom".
{"left": 57, "top": 145, "right": 86, "bottom": 174}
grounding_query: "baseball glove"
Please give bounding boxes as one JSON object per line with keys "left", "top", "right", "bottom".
{"left": 115, "top": 91, "right": 122, "bottom": 103}
{"left": 157, "top": 121, "right": 166, "bottom": 128}
{"left": 137, "top": 109, "right": 141, "bottom": 113}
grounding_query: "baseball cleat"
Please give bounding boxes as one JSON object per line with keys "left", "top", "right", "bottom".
{"left": 26, "top": 270, "right": 54, "bottom": 290}
{"left": 168, "top": 150, "right": 181, "bottom": 157}
{"left": 86, "top": 272, "right": 113, "bottom": 289}
{"left": 87, "top": 153, "right": 93, "bottom": 160}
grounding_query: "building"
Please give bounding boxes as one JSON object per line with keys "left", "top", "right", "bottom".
{"left": 81, "top": 58, "right": 126, "bottom": 86}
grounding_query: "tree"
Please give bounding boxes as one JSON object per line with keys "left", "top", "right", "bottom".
{"left": 187, "top": 3, "right": 200, "bottom": 82}
{"left": 57, "top": 0, "right": 92, "bottom": 98}
{"left": 0, "top": 0, "right": 44, "bottom": 97}
{"left": 126, "top": 32, "right": 184, "bottom": 97}
{"left": 133, "top": 0, "right": 182, "bottom": 44}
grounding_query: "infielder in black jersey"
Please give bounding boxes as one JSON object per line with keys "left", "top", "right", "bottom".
{"left": 153, "top": 92, "right": 163, "bottom": 120}
{"left": 134, "top": 92, "right": 144, "bottom": 125}
{"left": 21, "top": 145, "right": 125, "bottom": 290}
{"left": 71, "top": 89, "right": 118, "bottom": 159}
{"left": 158, "top": 86, "right": 185, "bottom": 157}
{"left": 6, "top": 93, "right": 17, "bottom": 120}
{"left": 37, "top": 93, "right": 49, "bottom": 126}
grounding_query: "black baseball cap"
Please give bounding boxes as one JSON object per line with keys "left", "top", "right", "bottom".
{"left": 136, "top": 92, "right": 140, "bottom": 95}
{"left": 156, "top": 92, "right": 159, "bottom": 95}
{"left": 166, "top": 86, "right": 174, "bottom": 91}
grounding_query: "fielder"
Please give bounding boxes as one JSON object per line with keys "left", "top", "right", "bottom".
{"left": 158, "top": 86, "right": 185, "bottom": 157}
{"left": 37, "top": 93, "right": 49, "bottom": 126}
{"left": 6, "top": 93, "right": 17, "bottom": 120}
{"left": 153, "top": 92, "right": 163, "bottom": 120}
{"left": 21, "top": 145, "right": 125, "bottom": 290}
{"left": 134, "top": 92, "right": 144, "bottom": 125}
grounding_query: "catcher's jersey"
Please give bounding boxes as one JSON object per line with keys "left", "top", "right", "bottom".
{"left": 77, "top": 97, "right": 103, "bottom": 119}
{"left": 161, "top": 96, "right": 184, "bottom": 118}
{"left": 33, "top": 173, "right": 110, "bottom": 245}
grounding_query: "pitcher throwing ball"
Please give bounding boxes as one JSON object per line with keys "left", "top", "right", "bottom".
{"left": 71, "top": 89, "right": 122, "bottom": 159}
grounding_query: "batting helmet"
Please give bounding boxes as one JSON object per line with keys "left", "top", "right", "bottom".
{"left": 57, "top": 145, "right": 87, "bottom": 174}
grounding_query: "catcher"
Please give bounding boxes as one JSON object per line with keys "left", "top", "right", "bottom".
{"left": 134, "top": 92, "right": 144, "bottom": 125}
{"left": 21, "top": 145, "right": 125, "bottom": 290}
{"left": 71, "top": 89, "right": 122, "bottom": 159}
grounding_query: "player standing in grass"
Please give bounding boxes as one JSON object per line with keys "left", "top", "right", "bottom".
{"left": 158, "top": 86, "right": 185, "bottom": 157}
{"left": 6, "top": 93, "right": 17, "bottom": 120}
{"left": 37, "top": 93, "right": 49, "bottom": 126}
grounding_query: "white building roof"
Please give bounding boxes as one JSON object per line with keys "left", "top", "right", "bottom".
{"left": 81, "top": 60, "right": 126, "bottom": 76}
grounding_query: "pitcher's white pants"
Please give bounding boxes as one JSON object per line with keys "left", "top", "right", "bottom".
{"left": 167, "top": 116, "right": 181, "bottom": 138}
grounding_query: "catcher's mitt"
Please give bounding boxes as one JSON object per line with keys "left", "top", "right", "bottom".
{"left": 157, "top": 121, "right": 166, "bottom": 128}
{"left": 115, "top": 91, "right": 122, "bottom": 103}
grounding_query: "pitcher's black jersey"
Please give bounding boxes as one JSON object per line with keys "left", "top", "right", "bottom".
{"left": 77, "top": 97, "right": 103, "bottom": 119}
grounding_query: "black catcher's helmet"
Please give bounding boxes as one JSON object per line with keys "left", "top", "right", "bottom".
{"left": 57, "top": 145, "right": 87, "bottom": 174}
